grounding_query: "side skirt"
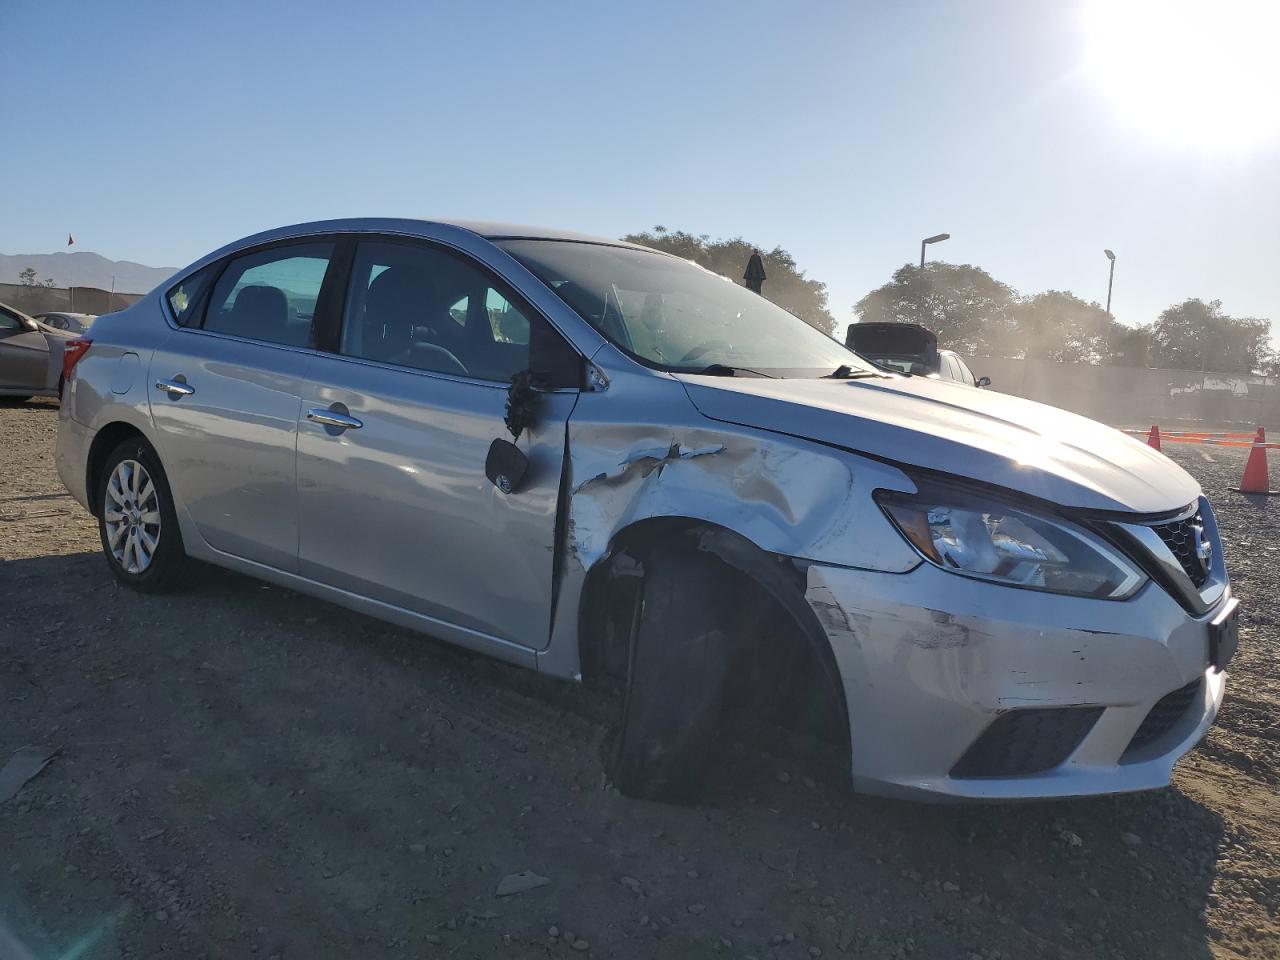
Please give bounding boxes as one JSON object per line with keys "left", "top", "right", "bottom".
{"left": 184, "top": 541, "right": 539, "bottom": 670}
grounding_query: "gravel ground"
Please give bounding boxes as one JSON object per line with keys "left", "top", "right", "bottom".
{"left": 1, "top": 399, "right": 1277, "bottom": 960}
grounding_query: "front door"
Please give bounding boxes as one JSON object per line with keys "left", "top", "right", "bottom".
{"left": 296, "top": 238, "right": 577, "bottom": 649}
{"left": 148, "top": 241, "right": 337, "bottom": 570}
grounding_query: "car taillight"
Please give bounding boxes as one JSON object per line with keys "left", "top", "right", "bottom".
{"left": 62, "top": 338, "right": 93, "bottom": 382}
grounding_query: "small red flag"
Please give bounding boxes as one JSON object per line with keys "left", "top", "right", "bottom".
{"left": 67, "top": 233, "right": 75, "bottom": 246}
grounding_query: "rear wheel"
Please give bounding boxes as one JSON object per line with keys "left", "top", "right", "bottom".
{"left": 97, "top": 438, "right": 188, "bottom": 592}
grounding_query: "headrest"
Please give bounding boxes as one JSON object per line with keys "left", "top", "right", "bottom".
{"left": 366, "top": 266, "right": 434, "bottom": 331}
{"left": 232, "top": 284, "right": 288, "bottom": 319}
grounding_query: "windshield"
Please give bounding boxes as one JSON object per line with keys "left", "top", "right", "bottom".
{"left": 498, "top": 239, "right": 877, "bottom": 377}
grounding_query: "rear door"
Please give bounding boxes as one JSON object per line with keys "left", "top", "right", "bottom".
{"left": 148, "top": 240, "right": 338, "bottom": 571}
{"left": 295, "top": 236, "right": 579, "bottom": 649}
{"left": 0, "top": 307, "right": 53, "bottom": 392}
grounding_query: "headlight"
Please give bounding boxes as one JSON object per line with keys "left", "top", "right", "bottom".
{"left": 876, "top": 480, "right": 1146, "bottom": 599}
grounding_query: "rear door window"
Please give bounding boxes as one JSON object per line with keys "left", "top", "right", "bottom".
{"left": 203, "top": 243, "right": 334, "bottom": 347}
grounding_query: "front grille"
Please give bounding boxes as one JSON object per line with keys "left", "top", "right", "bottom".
{"left": 1124, "top": 678, "right": 1202, "bottom": 756}
{"left": 1153, "top": 512, "right": 1209, "bottom": 587}
{"left": 951, "top": 707, "right": 1103, "bottom": 779}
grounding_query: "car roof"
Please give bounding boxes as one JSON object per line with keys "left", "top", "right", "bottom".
{"left": 173, "top": 218, "right": 673, "bottom": 291}
{"left": 235, "top": 218, "right": 656, "bottom": 253}
{"left": 436, "top": 219, "right": 631, "bottom": 244}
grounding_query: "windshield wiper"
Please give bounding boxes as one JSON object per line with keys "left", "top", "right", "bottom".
{"left": 694, "top": 363, "right": 776, "bottom": 378}
{"left": 823, "top": 365, "right": 883, "bottom": 379}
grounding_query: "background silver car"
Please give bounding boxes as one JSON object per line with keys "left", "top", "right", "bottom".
{"left": 55, "top": 218, "right": 1232, "bottom": 802}
{"left": 34, "top": 311, "right": 96, "bottom": 335}
{"left": 0, "top": 300, "right": 75, "bottom": 401}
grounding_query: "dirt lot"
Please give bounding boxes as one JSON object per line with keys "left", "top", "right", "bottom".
{"left": 1, "top": 399, "right": 1277, "bottom": 960}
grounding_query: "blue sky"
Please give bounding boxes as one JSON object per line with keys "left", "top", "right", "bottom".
{"left": 2, "top": 0, "right": 1277, "bottom": 332}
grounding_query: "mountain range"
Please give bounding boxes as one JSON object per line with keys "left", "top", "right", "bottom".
{"left": 0, "top": 251, "right": 178, "bottom": 294}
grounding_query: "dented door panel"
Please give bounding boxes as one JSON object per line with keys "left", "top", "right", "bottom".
{"left": 297, "top": 355, "right": 576, "bottom": 649}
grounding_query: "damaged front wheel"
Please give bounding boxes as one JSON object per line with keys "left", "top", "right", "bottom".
{"left": 606, "top": 540, "right": 739, "bottom": 801}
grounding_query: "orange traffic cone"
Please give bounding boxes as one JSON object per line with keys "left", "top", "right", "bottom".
{"left": 1146, "top": 425, "right": 1161, "bottom": 451}
{"left": 1235, "top": 427, "right": 1278, "bottom": 495}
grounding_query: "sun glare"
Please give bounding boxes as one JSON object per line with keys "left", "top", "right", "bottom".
{"left": 1082, "top": 0, "right": 1280, "bottom": 152}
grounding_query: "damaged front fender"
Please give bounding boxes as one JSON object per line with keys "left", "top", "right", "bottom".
{"left": 563, "top": 427, "right": 921, "bottom": 576}
{"left": 538, "top": 373, "right": 922, "bottom": 679}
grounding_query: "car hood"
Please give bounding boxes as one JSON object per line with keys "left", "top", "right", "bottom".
{"left": 677, "top": 373, "right": 1199, "bottom": 514}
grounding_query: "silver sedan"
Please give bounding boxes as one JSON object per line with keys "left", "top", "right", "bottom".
{"left": 34, "top": 311, "right": 96, "bottom": 335}
{"left": 53, "top": 218, "right": 1234, "bottom": 802}
{"left": 0, "top": 301, "right": 75, "bottom": 401}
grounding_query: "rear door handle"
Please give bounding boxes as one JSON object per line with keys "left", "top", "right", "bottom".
{"left": 306, "top": 408, "right": 363, "bottom": 430}
{"left": 155, "top": 378, "right": 194, "bottom": 397}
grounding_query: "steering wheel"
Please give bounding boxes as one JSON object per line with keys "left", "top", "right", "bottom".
{"left": 677, "top": 339, "right": 732, "bottom": 366}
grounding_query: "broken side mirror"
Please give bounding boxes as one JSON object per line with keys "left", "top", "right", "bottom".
{"left": 489, "top": 326, "right": 583, "bottom": 493}
{"left": 976, "top": 376, "right": 992, "bottom": 388}
{"left": 486, "top": 438, "right": 529, "bottom": 495}
{"left": 505, "top": 369, "right": 540, "bottom": 440}
{"left": 488, "top": 371, "right": 539, "bottom": 495}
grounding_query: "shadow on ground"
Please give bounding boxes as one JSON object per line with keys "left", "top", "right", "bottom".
{"left": 0, "top": 550, "right": 1228, "bottom": 959}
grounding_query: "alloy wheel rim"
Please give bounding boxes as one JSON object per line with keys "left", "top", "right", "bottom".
{"left": 103, "top": 459, "right": 161, "bottom": 574}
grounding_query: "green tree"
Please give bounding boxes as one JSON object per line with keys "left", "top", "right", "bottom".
{"left": 1149, "top": 298, "right": 1272, "bottom": 373}
{"left": 1012, "top": 290, "right": 1116, "bottom": 362}
{"left": 624, "top": 226, "right": 836, "bottom": 336}
{"left": 1104, "top": 323, "right": 1153, "bottom": 367}
{"left": 16, "top": 266, "right": 55, "bottom": 310}
{"left": 853, "top": 263, "right": 1016, "bottom": 355}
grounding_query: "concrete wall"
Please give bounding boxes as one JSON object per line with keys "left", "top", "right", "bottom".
{"left": 0, "top": 283, "right": 143, "bottom": 317}
{"left": 971, "top": 356, "right": 1280, "bottom": 430}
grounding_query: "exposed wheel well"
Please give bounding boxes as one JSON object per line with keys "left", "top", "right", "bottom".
{"left": 85, "top": 422, "right": 146, "bottom": 518}
{"left": 579, "top": 518, "right": 852, "bottom": 778}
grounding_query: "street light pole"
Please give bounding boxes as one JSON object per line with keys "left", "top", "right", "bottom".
{"left": 920, "top": 233, "right": 950, "bottom": 269}
{"left": 1104, "top": 248, "right": 1116, "bottom": 315}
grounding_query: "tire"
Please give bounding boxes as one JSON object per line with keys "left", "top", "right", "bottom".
{"left": 96, "top": 437, "right": 188, "bottom": 592}
{"left": 606, "top": 541, "right": 738, "bottom": 801}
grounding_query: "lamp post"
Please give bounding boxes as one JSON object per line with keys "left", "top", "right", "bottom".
{"left": 1104, "top": 249, "right": 1116, "bottom": 315}
{"left": 920, "top": 233, "right": 950, "bottom": 269}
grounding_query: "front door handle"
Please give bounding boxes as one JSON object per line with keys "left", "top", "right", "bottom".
{"left": 155, "top": 378, "right": 194, "bottom": 397}
{"left": 306, "top": 408, "right": 363, "bottom": 430}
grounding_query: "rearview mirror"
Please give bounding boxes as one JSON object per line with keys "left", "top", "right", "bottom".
{"left": 486, "top": 438, "right": 529, "bottom": 495}
{"left": 976, "top": 376, "right": 991, "bottom": 388}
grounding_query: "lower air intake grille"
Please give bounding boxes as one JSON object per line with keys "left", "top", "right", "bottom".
{"left": 1124, "top": 678, "right": 1202, "bottom": 756}
{"left": 951, "top": 707, "right": 1104, "bottom": 779}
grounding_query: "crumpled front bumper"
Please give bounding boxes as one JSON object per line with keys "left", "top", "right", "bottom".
{"left": 806, "top": 562, "right": 1227, "bottom": 800}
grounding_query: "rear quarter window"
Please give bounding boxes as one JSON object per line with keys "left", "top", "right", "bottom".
{"left": 166, "top": 265, "right": 217, "bottom": 327}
